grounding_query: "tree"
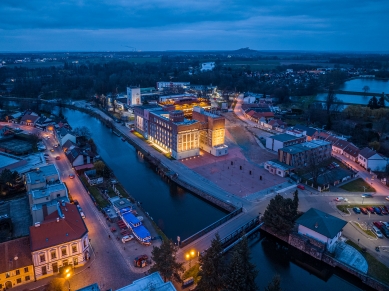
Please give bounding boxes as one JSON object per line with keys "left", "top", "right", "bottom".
{"left": 362, "top": 85, "right": 370, "bottom": 96}
{"left": 93, "top": 161, "right": 105, "bottom": 175}
{"left": 265, "top": 274, "right": 282, "bottom": 291}
{"left": 46, "top": 278, "right": 65, "bottom": 291}
{"left": 197, "top": 233, "right": 226, "bottom": 291}
{"left": 224, "top": 236, "right": 258, "bottom": 291}
{"left": 293, "top": 190, "right": 299, "bottom": 213}
{"left": 378, "top": 93, "right": 386, "bottom": 108}
{"left": 88, "top": 138, "right": 97, "bottom": 153}
{"left": 368, "top": 96, "right": 379, "bottom": 110}
{"left": 263, "top": 194, "right": 296, "bottom": 236}
{"left": 149, "top": 239, "right": 184, "bottom": 283}
{"left": 0, "top": 169, "right": 18, "bottom": 195}
{"left": 73, "top": 126, "right": 92, "bottom": 139}
{"left": 368, "top": 141, "right": 380, "bottom": 151}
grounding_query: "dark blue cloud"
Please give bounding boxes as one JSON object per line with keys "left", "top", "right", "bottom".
{"left": 0, "top": 0, "right": 388, "bottom": 51}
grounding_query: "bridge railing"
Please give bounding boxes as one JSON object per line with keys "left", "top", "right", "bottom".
{"left": 220, "top": 216, "right": 259, "bottom": 248}
{"left": 179, "top": 207, "right": 243, "bottom": 248}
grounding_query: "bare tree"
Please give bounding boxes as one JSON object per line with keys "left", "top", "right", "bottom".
{"left": 73, "top": 126, "right": 91, "bottom": 139}
{"left": 362, "top": 85, "right": 370, "bottom": 96}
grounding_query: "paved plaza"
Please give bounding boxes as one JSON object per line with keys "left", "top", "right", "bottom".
{"left": 181, "top": 147, "right": 286, "bottom": 198}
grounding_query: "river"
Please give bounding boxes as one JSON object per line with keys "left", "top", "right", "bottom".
{"left": 316, "top": 78, "right": 389, "bottom": 106}
{"left": 62, "top": 108, "right": 364, "bottom": 291}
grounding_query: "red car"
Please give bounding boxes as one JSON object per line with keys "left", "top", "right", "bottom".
{"left": 367, "top": 207, "right": 375, "bottom": 214}
{"left": 373, "top": 221, "right": 383, "bottom": 228}
{"left": 297, "top": 184, "right": 305, "bottom": 190}
{"left": 360, "top": 207, "right": 368, "bottom": 214}
{"left": 55, "top": 156, "right": 60, "bottom": 160}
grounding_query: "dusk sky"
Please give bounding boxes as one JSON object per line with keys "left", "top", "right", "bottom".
{"left": 1, "top": 0, "right": 388, "bottom": 52}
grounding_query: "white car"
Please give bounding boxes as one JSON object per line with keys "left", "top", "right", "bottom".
{"left": 386, "top": 196, "right": 389, "bottom": 201}
{"left": 121, "top": 235, "right": 134, "bottom": 243}
{"left": 80, "top": 212, "right": 85, "bottom": 219}
{"left": 334, "top": 197, "right": 346, "bottom": 202}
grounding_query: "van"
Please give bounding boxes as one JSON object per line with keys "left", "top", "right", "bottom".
{"left": 372, "top": 226, "right": 383, "bottom": 238}
{"left": 182, "top": 277, "right": 194, "bottom": 288}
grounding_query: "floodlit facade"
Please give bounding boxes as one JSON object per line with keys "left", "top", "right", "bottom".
{"left": 126, "top": 87, "right": 141, "bottom": 106}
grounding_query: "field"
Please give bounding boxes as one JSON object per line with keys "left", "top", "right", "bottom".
{"left": 4, "top": 62, "right": 64, "bottom": 68}
{"left": 340, "top": 178, "right": 376, "bottom": 192}
{"left": 221, "top": 60, "right": 280, "bottom": 70}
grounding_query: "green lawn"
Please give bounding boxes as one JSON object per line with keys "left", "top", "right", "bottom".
{"left": 352, "top": 222, "right": 376, "bottom": 238}
{"left": 346, "top": 240, "right": 389, "bottom": 285}
{"left": 79, "top": 176, "right": 109, "bottom": 208}
{"left": 182, "top": 263, "right": 201, "bottom": 284}
{"left": 340, "top": 178, "right": 376, "bottom": 192}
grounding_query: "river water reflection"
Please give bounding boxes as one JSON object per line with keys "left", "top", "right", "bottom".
{"left": 60, "top": 108, "right": 363, "bottom": 291}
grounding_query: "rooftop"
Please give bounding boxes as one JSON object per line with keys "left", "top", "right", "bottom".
{"left": 358, "top": 147, "right": 378, "bottom": 159}
{"left": 116, "top": 272, "right": 176, "bottom": 291}
{"left": 31, "top": 183, "right": 67, "bottom": 199}
{"left": 296, "top": 208, "right": 347, "bottom": 238}
{"left": 270, "top": 133, "right": 302, "bottom": 142}
{"left": 29, "top": 203, "right": 88, "bottom": 252}
{"left": 76, "top": 283, "right": 101, "bottom": 291}
{"left": 0, "top": 236, "right": 33, "bottom": 273}
{"left": 266, "top": 159, "right": 294, "bottom": 171}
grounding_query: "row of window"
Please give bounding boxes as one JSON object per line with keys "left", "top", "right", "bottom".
{"left": 0, "top": 276, "right": 30, "bottom": 288}
{"left": 39, "top": 245, "right": 78, "bottom": 263}
{"left": 4, "top": 267, "right": 29, "bottom": 278}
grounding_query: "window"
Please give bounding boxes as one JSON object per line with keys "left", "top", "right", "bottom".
{"left": 16, "top": 269, "right": 20, "bottom": 275}
{"left": 16, "top": 278, "right": 22, "bottom": 284}
{"left": 6, "top": 272, "right": 10, "bottom": 278}
{"left": 61, "top": 248, "right": 67, "bottom": 256}
{"left": 40, "top": 254, "right": 46, "bottom": 262}
{"left": 51, "top": 250, "right": 57, "bottom": 260}
{"left": 41, "top": 266, "right": 47, "bottom": 275}
{"left": 24, "top": 267, "right": 28, "bottom": 273}
{"left": 72, "top": 245, "right": 77, "bottom": 253}
{"left": 25, "top": 276, "right": 30, "bottom": 281}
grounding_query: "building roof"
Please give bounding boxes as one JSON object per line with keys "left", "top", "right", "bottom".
{"left": 29, "top": 203, "right": 88, "bottom": 252}
{"left": 25, "top": 164, "right": 59, "bottom": 185}
{"left": 270, "top": 133, "right": 302, "bottom": 142}
{"left": 116, "top": 272, "right": 176, "bottom": 291}
{"left": 333, "top": 139, "right": 350, "bottom": 150}
{"left": 20, "top": 114, "right": 40, "bottom": 123}
{"left": 358, "top": 147, "right": 377, "bottom": 159}
{"left": 343, "top": 144, "right": 360, "bottom": 157}
{"left": 31, "top": 183, "right": 67, "bottom": 199}
{"left": 0, "top": 237, "right": 33, "bottom": 273}
{"left": 265, "top": 159, "right": 294, "bottom": 171}
{"left": 296, "top": 208, "right": 347, "bottom": 238}
{"left": 280, "top": 140, "right": 330, "bottom": 154}
{"left": 76, "top": 283, "right": 101, "bottom": 291}
{"left": 294, "top": 125, "right": 317, "bottom": 137}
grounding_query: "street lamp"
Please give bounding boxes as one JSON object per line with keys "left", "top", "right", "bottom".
{"left": 64, "top": 267, "right": 72, "bottom": 291}
{"left": 185, "top": 250, "right": 196, "bottom": 269}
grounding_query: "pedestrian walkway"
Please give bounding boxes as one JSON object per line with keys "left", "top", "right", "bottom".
{"left": 246, "top": 181, "right": 297, "bottom": 202}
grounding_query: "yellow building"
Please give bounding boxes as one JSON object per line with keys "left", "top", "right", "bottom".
{"left": 0, "top": 237, "right": 35, "bottom": 289}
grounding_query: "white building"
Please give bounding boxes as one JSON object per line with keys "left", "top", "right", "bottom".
{"left": 29, "top": 203, "right": 90, "bottom": 280}
{"left": 156, "top": 81, "right": 189, "bottom": 91}
{"left": 295, "top": 208, "right": 347, "bottom": 253}
{"left": 265, "top": 134, "right": 305, "bottom": 152}
{"left": 358, "top": 147, "right": 387, "bottom": 171}
{"left": 201, "top": 62, "right": 215, "bottom": 71}
{"left": 116, "top": 272, "right": 176, "bottom": 291}
{"left": 126, "top": 87, "right": 141, "bottom": 106}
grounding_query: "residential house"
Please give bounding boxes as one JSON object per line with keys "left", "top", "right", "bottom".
{"left": 292, "top": 125, "right": 318, "bottom": 141}
{"left": 25, "top": 165, "right": 69, "bottom": 223}
{"left": 56, "top": 128, "right": 76, "bottom": 146}
{"left": 29, "top": 203, "right": 90, "bottom": 280}
{"left": 0, "top": 237, "right": 35, "bottom": 289}
{"left": 342, "top": 144, "right": 360, "bottom": 162}
{"left": 264, "top": 159, "right": 294, "bottom": 177}
{"left": 358, "top": 147, "right": 387, "bottom": 171}
{"left": 332, "top": 139, "right": 350, "bottom": 155}
{"left": 295, "top": 208, "right": 347, "bottom": 253}
{"left": 266, "top": 134, "right": 305, "bottom": 152}
{"left": 20, "top": 114, "right": 40, "bottom": 126}
{"left": 267, "top": 119, "right": 287, "bottom": 132}
{"left": 35, "top": 117, "right": 54, "bottom": 131}
{"left": 63, "top": 140, "right": 95, "bottom": 171}
{"left": 6, "top": 112, "right": 22, "bottom": 124}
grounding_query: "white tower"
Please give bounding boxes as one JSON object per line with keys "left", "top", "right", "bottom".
{"left": 126, "top": 87, "right": 141, "bottom": 105}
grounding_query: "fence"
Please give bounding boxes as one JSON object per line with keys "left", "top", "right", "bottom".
{"left": 220, "top": 216, "right": 259, "bottom": 248}
{"left": 179, "top": 207, "right": 243, "bottom": 248}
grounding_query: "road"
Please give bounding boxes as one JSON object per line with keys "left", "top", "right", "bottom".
{"left": 2, "top": 123, "right": 142, "bottom": 291}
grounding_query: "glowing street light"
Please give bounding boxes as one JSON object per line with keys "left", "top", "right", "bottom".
{"left": 185, "top": 250, "right": 197, "bottom": 268}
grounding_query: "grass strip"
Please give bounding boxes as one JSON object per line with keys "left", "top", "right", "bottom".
{"left": 340, "top": 178, "right": 376, "bottom": 192}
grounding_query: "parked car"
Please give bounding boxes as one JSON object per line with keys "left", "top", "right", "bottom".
{"left": 50, "top": 149, "right": 55, "bottom": 152}
{"left": 80, "top": 212, "right": 85, "bottom": 219}
{"left": 73, "top": 199, "right": 79, "bottom": 205}
{"left": 334, "top": 197, "right": 345, "bottom": 202}
{"left": 361, "top": 193, "right": 373, "bottom": 198}
{"left": 353, "top": 207, "right": 361, "bottom": 214}
{"left": 54, "top": 144, "right": 58, "bottom": 148}
{"left": 121, "top": 235, "right": 134, "bottom": 243}
{"left": 381, "top": 222, "right": 389, "bottom": 229}
{"left": 69, "top": 174, "right": 75, "bottom": 179}
{"left": 380, "top": 226, "right": 389, "bottom": 238}
{"left": 373, "top": 221, "right": 383, "bottom": 229}
{"left": 372, "top": 226, "right": 383, "bottom": 238}
{"left": 380, "top": 207, "right": 388, "bottom": 215}
{"left": 373, "top": 207, "right": 382, "bottom": 215}
{"left": 367, "top": 207, "right": 375, "bottom": 214}
{"left": 383, "top": 205, "right": 389, "bottom": 213}
{"left": 77, "top": 205, "right": 82, "bottom": 212}
{"left": 55, "top": 156, "right": 60, "bottom": 160}
{"left": 360, "top": 207, "right": 368, "bottom": 214}
{"left": 297, "top": 184, "right": 305, "bottom": 190}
